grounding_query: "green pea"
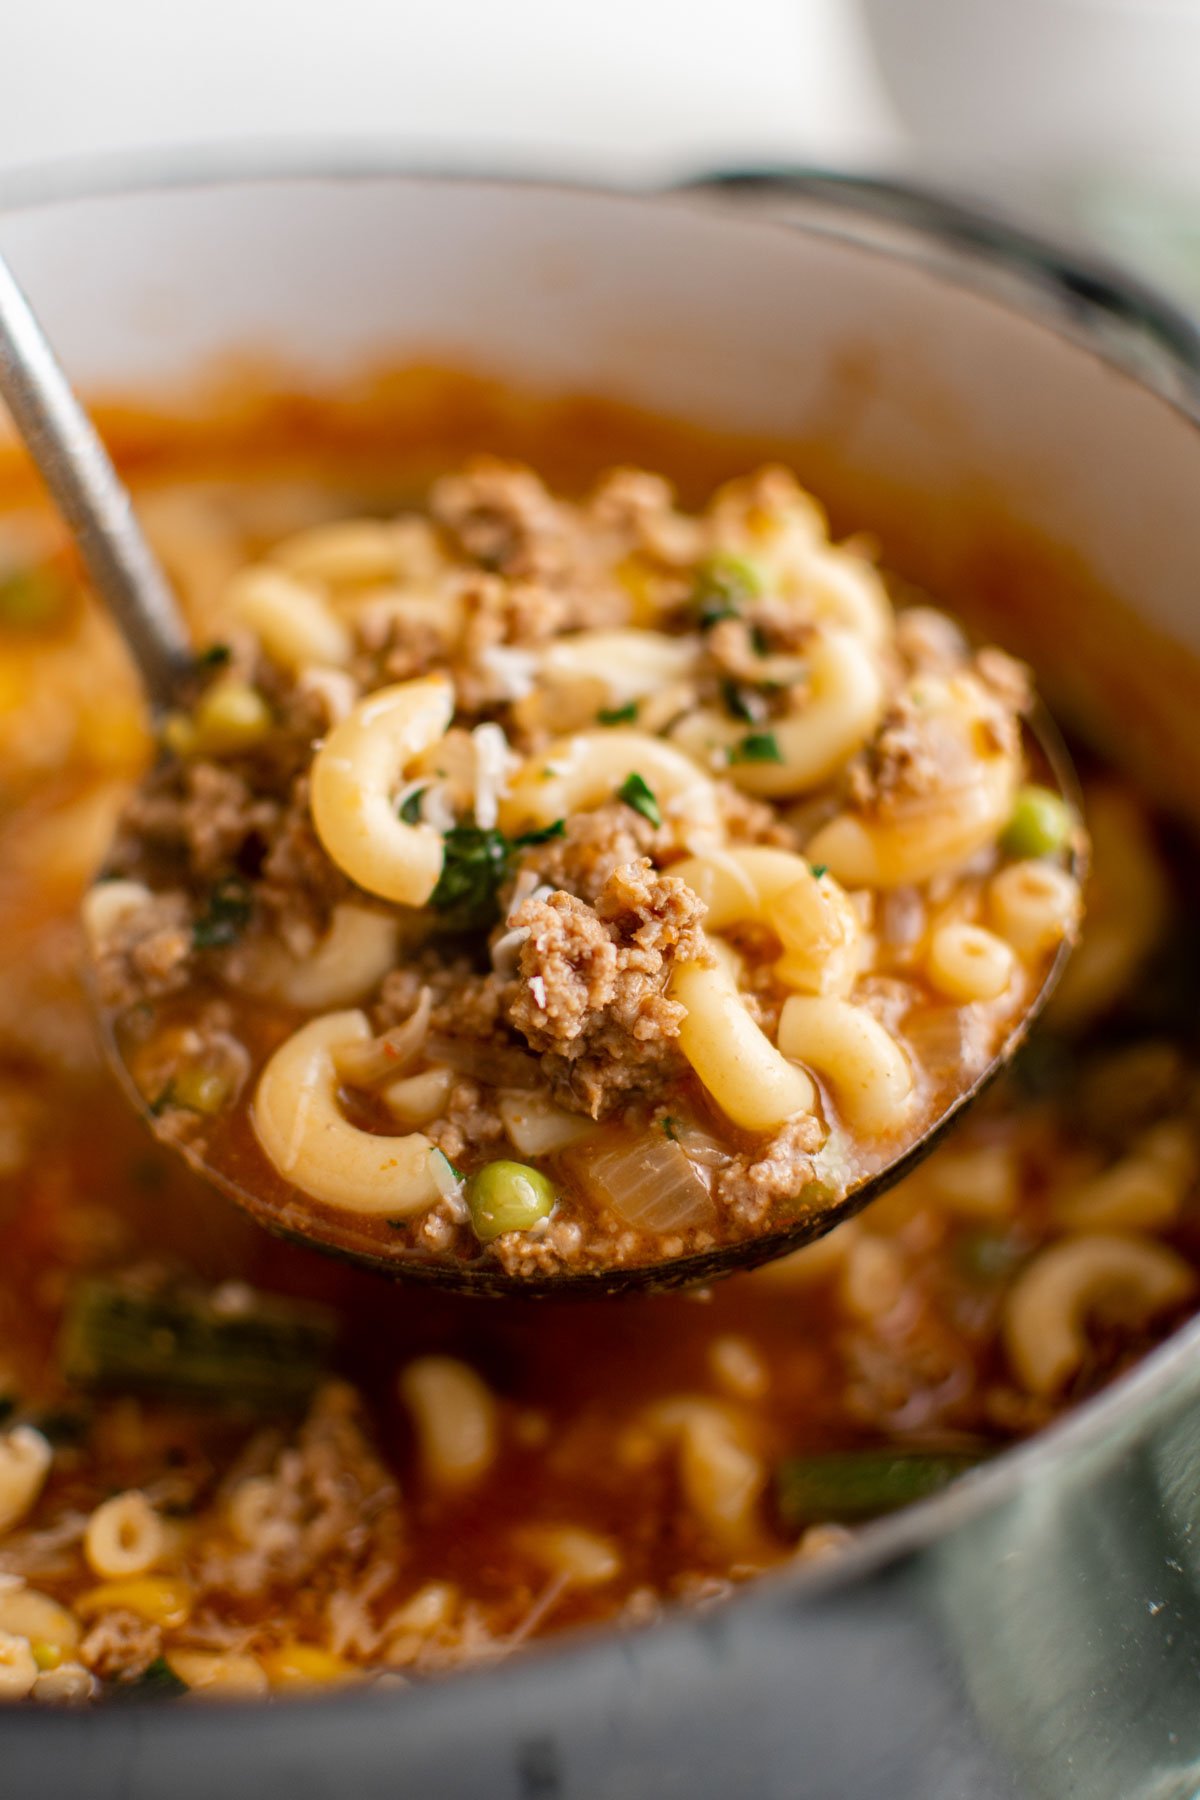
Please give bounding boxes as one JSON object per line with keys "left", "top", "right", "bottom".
{"left": 466, "top": 1160, "right": 557, "bottom": 1242}
{"left": 171, "top": 1065, "right": 234, "bottom": 1115}
{"left": 1001, "top": 784, "right": 1073, "bottom": 859}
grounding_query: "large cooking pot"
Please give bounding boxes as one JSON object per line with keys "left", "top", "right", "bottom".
{"left": 2, "top": 160, "right": 1200, "bottom": 1800}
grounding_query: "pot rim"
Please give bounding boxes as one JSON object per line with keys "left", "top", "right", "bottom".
{"left": 2, "top": 145, "right": 1199, "bottom": 1715}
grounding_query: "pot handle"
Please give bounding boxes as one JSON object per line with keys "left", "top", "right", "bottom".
{"left": 681, "top": 166, "right": 1200, "bottom": 392}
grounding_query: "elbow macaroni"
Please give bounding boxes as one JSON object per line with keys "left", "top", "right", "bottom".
{"left": 400, "top": 1356, "right": 499, "bottom": 1491}
{"left": 777, "top": 996, "right": 914, "bottom": 1136}
{"left": 239, "top": 904, "right": 400, "bottom": 1010}
{"left": 672, "top": 628, "right": 886, "bottom": 797}
{"left": 500, "top": 730, "right": 721, "bottom": 834}
{"left": 672, "top": 956, "right": 816, "bottom": 1132}
{"left": 672, "top": 849, "right": 865, "bottom": 995}
{"left": 252, "top": 1011, "right": 441, "bottom": 1216}
{"left": 1003, "top": 1233, "right": 1194, "bottom": 1396}
{"left": 228, "top": 566, "right": 352, "bottom": 671}
{"left": 310, "top": 675, "right": 455, "bottom": 906}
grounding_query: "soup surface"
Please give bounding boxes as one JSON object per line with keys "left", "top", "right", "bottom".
{"left": 0, "top": 387, "right": 1194, "bottom": 1703}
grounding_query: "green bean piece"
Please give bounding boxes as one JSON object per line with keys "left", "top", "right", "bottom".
{"left": 60, "top": 1279, "right": 337, "bottom": 1410}
{"left": 776, "top": 1449, "right": 984, "bottom": 1527}
{"left": 466, "top": 1160, "right": 557, "bottom": 1242}
{"left": 1001, "top": 784, "right": 1072, "bottom": 859}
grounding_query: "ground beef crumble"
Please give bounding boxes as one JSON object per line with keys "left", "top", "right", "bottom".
{"left": 509, "top": 859, "right": 710, "bottom": 1119}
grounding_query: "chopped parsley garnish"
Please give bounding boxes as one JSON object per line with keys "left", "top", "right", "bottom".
{"left": 810, "top": 863, "right": 828, "bottom": 880}
{"left": 720, "top": 680, "right": 759, "bottom": 723}
{"left": 429, "top": 820, "right": 566, "bottom": 931}
{"left": 660, "top": 1116, "right": 679, "bottom": 1141}
{"left": 516, "top": 819, "right": 567, "bottom": 847}
{"left": 749, "top": 623, "right": 772, "bottom": 657}
{"left": 691, "top": 553, "right": 763, "bottom": 629}
{"left": 105, "top": 1655, "right": 190, "bottom": 1703}
{"left": 398, "top": 787, "right": 427, "bottom": 824}
{"left": 597, "top": 701, "right": 639, "bottom": 726}
{"left": 730, "top": 731, "right": 783, "bottom": 765}
{"left": 617, "top": 772, "right": 662, "bottom": 828}
{"left": 192, "top": 877, "right": 253, "bottom": 950}
{"left": 193, "top": 642, "right": 232, "bottom": 672}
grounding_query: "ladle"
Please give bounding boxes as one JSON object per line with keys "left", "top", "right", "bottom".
{"left": 0, "top": 246, "right": 1084, "bottom": 1297}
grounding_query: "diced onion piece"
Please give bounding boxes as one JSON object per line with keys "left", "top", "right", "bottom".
{"left": 499, "top": 1091, "right": 597, "bottom": 1157}
{"left": 332, "top": 989, "right": 432, "bottom": 1087}
{"left": 425, "top": 1032, "right": 542, "bottom": 1090}
{"left": 581, "top": 1133, "right": 717, "bottom": 1234}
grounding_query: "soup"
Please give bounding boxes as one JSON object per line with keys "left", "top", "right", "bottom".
{"left": 90, "top": 453, "right": 1079, "bottom": 1284}
{"left": 0, "top": 387, "right": 1193, "bottom": 1702}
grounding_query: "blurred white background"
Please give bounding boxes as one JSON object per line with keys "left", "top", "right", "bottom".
{"left": 6, "top": 0, "right": 1200, "bottom": 296}
{"left": 1, "top": 0, "right": 896, "bottom": 182}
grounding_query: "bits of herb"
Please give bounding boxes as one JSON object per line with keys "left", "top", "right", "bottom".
{"left": 192, "top": 877, "right": 253, "bottom": 950}
{"left": 730, "top": 731, "right": 783, "bottom": 765}
{"left": 720, "top": 680, "right": 760, "bottom": 724}
{"left": 809, "top": 864, "right": 829, "bottom": 880}
{"left": 660, "top": 1116, "right": 679, "bottom": 1141}
{"left": 105, "top": 1655, "right": 190, "bottom": 1702}
{"left": 193, "top": 642, "right": 232, "bottom": 672}
{"left": 597, "top": 701, "right": 639, "bottom": 726}
{"left": 398, "top": 787, "right": 427, "bottom": 825}
{"left": 616, "top": 771, "right": 662, "bottom": 828}
{"left": 429, "top": 820, "right": 567, "bottom": 931}
{"left": 691, "top": 552, "right": 763, "bottom": 629}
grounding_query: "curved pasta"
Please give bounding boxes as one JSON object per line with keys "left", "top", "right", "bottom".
{"left": 672, "top": 848, "right": 864, "bottom": 996}
{"left": 252, "top": 1010, "right": 440, "bottom": 1217}
{"left": 796, "top": 548, "right": 893, "bottom": 651}
{"left": 672, "top": 628, "right": 886, "bottom": 798}
{"left": 988, "top": 860, "right": 1082, "bottom": 956}
{"left": 228, "top": 565, "right": 352, "bottom": 670}
{"left": 80, "top": 879, "right": 154, "bottom": 955}
{"left": 1003, "top": 1232, "right": 1195, "bottom": 1396}
{"left": 777, "top": 996, "right": 913, "bottom": 1135}
{"left": 0, "top": 1426, "right": 51, "bottom": 1538}
{"left": 644, "top": 1397, "right": 766, "bottom": 1550}
{"left": 671, "top": 957, "right": 815, "bottom": 1132}
{"left": 500, "top": 729, "right": 720, "bottom": 834}
{"left": 399, "top": 1356, "right": 498, "bottom": 1491}
{"left": 310, "top": 675, "right": 455, "bottom": 906}
{"left": 238, "top": 904, "right": 400, "bottom": 1010}
{"left": 807, "top": 758, "right": 1019, "bottom": 890}
{"left": 1051, "top": 1122, "right": 1197, "bottom": 1235}
{"left": 538, "top": 629, "right": 700, "bottom": 704}
{"left": 84, "top": 1491, "right": 165, "bottom": 1580}
{"left": 804, "top": 670, "right": 1024, "bottom": 889}
{"left": 925, "top": 920, "right": 1015, "bottom": 1003}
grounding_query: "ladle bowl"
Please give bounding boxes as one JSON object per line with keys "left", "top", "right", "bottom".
{"left": 0, "top": 237, "right": 1084, "bottom": 1298}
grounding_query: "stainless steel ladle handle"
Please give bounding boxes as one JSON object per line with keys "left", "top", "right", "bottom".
{"left": 0, "top": 249, "right": 192, "bottom": 712}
